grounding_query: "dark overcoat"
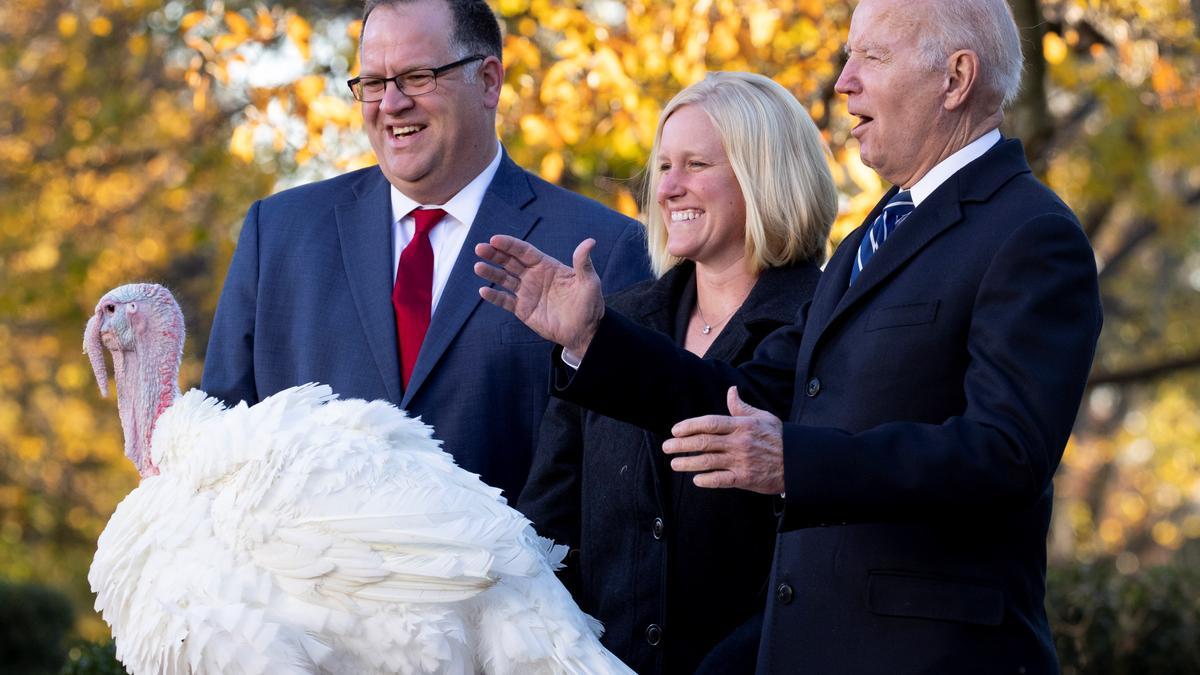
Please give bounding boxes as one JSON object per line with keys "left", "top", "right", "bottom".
{"left": 519, "top": 260, "right": 820, "bottom": 675}
{"left": 555, "top": 139, "right": 1103, "bottom": 674}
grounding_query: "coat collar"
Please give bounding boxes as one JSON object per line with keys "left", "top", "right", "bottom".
{"left": 812, "top": 138, "right": 1031, "bottom": 335}
{"left": 615, "top": 259, "right": 819, "bottom": 360}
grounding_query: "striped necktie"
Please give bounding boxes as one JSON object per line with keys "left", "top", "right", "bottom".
{"left": 850, "top": 190, "right": 914, "bottom": 285}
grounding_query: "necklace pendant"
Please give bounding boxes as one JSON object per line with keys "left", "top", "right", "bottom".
{"left": 702, "top": 325, "right": 712, "bottom": 335}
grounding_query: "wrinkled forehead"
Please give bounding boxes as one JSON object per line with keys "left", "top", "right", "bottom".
{"left": 849, "top": 0, "right": 927, "bottom": 43}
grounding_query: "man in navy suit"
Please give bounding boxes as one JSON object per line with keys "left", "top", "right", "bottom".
{"left": 477, "top": 0, "right": 1102, "bottom": 670}
{"left": 202, "top": 0, "right": 648, "bottom": 500}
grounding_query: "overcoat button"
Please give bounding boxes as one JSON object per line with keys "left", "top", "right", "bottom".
{"left": 776, "top": 583, "right": 794, "bottom": 605}
{"left": 645, "top": 624, "right": 663, "bottom": 646}
{"left": 806, "top": 377, "right": 821, "bottom": 397}
{"left": 652, "top": 517, "right": 665, "bottom": 540}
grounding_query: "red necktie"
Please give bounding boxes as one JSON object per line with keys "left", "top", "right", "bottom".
{"left": 393, "top": 207, "right": 447, "bottom": 389}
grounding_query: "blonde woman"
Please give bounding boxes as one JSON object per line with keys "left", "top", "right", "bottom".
{"left": 516, "top": 72, "right": 836, "bottom": 675}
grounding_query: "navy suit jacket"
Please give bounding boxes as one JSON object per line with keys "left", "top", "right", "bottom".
{"left": 202, "top": 153, "right": 650, "bottom": 499}
{"left": 555, "top": 139, "right": 1103, "bottom": 673}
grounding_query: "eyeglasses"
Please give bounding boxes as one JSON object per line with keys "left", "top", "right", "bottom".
{"left": 347, "top": 55, "right": 486, "bottom": 102}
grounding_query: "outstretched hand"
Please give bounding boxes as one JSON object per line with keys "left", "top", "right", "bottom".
{"left": 662, "top": 386, "right": 786, "bottom": 494}
{"left": 475, "top": 235, "right": 605, "bottom": 357}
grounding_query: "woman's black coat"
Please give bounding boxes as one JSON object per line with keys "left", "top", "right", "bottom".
{"left": 517, "top": 260, "right": 821, "bottom": 675}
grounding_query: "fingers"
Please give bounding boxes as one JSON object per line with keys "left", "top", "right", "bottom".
{"left": 475, "top": 242, "right": 530, "bottom": 278}
{"left": 488, "top": 234, "right": 548, "bottom": 268}
{"left": 668, "top": 447, "right": 728, "bottom": 473}
{"left": 478, "top": 286, "right": 516, "bottom": 313}
{"left": 671, "top": 414, "right": 738, "bottom": 439}
{"left": 692, "top": 470, "right": 738, "bottom": 489}
{"left": 472, "top": 261, "right": 520, "bottom": 293}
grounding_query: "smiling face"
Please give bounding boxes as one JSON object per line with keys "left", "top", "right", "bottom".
{"left": 360, "top": 0, "right": 502, "bottom": 203}
{"left": 655, "top": 105, "right": 748, "bottom": 270}
{"left": 835, "top": 0, "right": 951, "bottom": 187}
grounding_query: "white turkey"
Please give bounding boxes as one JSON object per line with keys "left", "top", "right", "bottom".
{"left": 83, "top": 282, "right": 631, "bottom": 675}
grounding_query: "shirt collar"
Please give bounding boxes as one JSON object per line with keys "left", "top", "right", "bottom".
{"left": 388, "top": 140, "right": 502, "bottom": 226}
{"left": 908, "top": 128, "right": 1001, "bottom": 207}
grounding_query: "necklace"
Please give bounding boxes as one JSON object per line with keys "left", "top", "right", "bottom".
{"left": 696, "top": 303, "right": 738, "bottom": 335}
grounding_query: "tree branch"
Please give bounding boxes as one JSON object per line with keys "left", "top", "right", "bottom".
{"left": 1098, "top": 219, "right": 1157, "bottom": 281}
{"left": 1088, "top": 351, "right": 1200, "bottom": 388}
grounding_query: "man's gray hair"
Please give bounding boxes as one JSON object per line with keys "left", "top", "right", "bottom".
{"left": 917, "top": 0, "right": 1024, "bottom": 108}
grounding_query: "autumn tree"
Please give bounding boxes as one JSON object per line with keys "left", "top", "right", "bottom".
{"left": 0, "top": 0, "right": 274, "bottom": 638}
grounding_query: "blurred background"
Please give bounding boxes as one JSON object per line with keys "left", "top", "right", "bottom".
{"left": 1, "top": 0, "right": 1198, "bottom": 672}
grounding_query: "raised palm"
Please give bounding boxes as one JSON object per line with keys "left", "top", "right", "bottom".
{"left": 474, "top": 235, "right": 605, "bottom": 356}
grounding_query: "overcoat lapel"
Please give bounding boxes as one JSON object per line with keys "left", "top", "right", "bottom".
{"left": 401, "top": 154, "right": 539, "bottom": 407}
{"left": 806, "top": 139, "right": 1031, "bottom": 348}
{"left": 825, "top": 185, "right": 964, "bottom": 329}
{"left": 335, "top": 169, "right": 403, "bottom": 404}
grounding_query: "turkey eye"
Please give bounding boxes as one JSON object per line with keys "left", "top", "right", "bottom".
{"left": 105, "top": 304, "right": 115, "bottom": 314}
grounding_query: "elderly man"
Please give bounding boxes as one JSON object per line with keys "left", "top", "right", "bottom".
{"left": 476, "top": 0, "right": 1102, "bottom": 671}
{"left": 202, "top": 0, "right": 648, "bottom": 500}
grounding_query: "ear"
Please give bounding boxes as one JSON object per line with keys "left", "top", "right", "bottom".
{"left": 944, "top": 49, "right": 981, "bottom": 111}
{"left": 479, "top": 55, "right": 504, "bottom": 109}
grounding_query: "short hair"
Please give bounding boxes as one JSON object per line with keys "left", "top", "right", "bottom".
{"left": 361, "top": 0, "right": 502, "bottom": 63}
{"left": 915, "top": 0, "right": 1024, "bottom": 108}
{"left": 643, "top": 72, "right": 837, "bottom": 277}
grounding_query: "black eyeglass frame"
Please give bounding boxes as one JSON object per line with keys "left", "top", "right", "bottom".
{"left": 346, "top": 55, "right": 487, "bottom": 102}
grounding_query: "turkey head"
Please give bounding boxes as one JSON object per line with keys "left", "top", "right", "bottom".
{"left": 84, "top": 283, "right": 185, "bottom": 479}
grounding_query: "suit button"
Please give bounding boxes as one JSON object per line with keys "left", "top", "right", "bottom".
{"left": 652, "top": 517, "right": 665, "bottom": 540}
{"left": 806, "top": 377, "right": 821, "bottom": 398}
{"left": 776, "top": 583, "right": 794, "bottom": 605}
{"left": 645, "top": 623, "right": 663, "bottom": 646}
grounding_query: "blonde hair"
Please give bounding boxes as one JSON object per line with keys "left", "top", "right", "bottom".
{"left": 643, "top": 71, "right": 837, "bottom": 277}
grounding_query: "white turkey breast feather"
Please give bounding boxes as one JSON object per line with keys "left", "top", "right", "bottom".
{"left": 90, "top": 383, "right": 625, "bottom": 675}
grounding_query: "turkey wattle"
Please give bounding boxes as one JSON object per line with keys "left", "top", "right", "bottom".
{"left": 84, "top": 283, "right": 631, "bottom": 675}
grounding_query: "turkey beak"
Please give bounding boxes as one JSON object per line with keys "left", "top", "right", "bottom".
{"left": 83, "top": 310, "right": 110, "bottom": 398}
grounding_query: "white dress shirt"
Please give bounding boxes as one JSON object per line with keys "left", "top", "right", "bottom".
{"left": 908, "top": 128, "right": 1001, "bottom": 206}
{"left": 389, "top": 141, "right": 502, "bottom": 314}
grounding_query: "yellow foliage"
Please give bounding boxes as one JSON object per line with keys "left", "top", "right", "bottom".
{"left": 230, "top": 124, "right": 257, "bottom": 163}
{"left": 89, "top": 16, "right": 113, "bottom": 37}
{"left": 540, "top": 151, "right": 564, "bottom": 183}
{"left": 213, "top": 33, "right": 244, "bottom": 53}
{"left": 1151, "top": 520, "right": 1182, "bottom": 548}
{"left": 497, "top": 0, "right": 531, "bottom": 17}
{"left": 127, "top": 33, "right": 148, "bottom": 57}
{"left": 255, "top": 7, "right": 276, "bottom": 41}
{"left": 1044, "top": 32, "right": 1068, "bottom": 66}
{"left": 615, "top": 188, "right": 639, "bottom": 219}
{"left": 747, "top": 5, "right": 780, "bottom": 48}
{"left": 180, "top": 10, "right": 207, "bottom": 32}
{"left": 57, "top": 12, "right": 78, "bottom": 38}
{"left": 287, "top": 14, "right": 313, "bottom": 60}
{"left": 225, "top": 11, "right": 251, "bottom": 38}
{"left": 295, "top": 75, "right": 327, "bottom": 105}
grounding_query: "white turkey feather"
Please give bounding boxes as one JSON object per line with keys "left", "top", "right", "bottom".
{"left": 90, "top": 383, "right": 632, "bottom": 674}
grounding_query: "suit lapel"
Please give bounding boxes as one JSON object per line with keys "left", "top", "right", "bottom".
{"left": 335, "top": 169, "right": 403, "bottom": 403}
{"left": 401, "top": 154, "right": 539, "bottom": 407}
